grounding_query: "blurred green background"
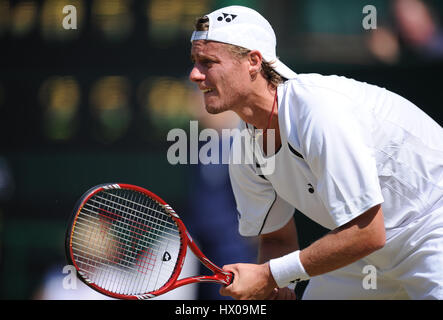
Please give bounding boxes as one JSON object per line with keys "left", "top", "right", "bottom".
{"left": 0, "top": 0, "right": 442, "bottom": 299}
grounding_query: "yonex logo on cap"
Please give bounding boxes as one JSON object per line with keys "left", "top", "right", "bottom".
{"left": 217, "top": 13, "right": 237, "bottom": 22}
{"left": 190, "top": 5, "right": 298, "bottom": 80}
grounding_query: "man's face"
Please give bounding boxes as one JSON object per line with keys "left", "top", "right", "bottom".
{"left": 189, "top": 40, "right": 250, "bottom": 114}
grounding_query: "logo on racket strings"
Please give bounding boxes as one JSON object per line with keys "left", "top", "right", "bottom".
{"left": 162, "top": 251, "right": 171, "bottom": 262}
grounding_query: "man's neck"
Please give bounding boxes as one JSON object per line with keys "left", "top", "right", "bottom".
{"left": 234, "top": 83, "right": 282, "bottom": 156}
{"left": 235, "top": 85, "right": 278, "bottom": 130}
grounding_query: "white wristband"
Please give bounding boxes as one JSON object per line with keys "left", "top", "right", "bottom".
{"left": 269, "top": 250, "right": 310, "bottom": 288}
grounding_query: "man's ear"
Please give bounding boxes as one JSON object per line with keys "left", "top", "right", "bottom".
{"left": 248, "top": 50, "right": 263, "bottom": 79}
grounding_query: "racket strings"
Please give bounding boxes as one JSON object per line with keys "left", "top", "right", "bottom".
{"left": 72, "top": 218, "right": 162, "bottom": 269}
{"left": 73, "top": 190, "right": 177, "bottom": 294}
{"left": 91, "top": 196, "right": 180, "bottom": 238}
{"left": 82, "top": 201, "right": 179, "bottom": 245}
{"left": 71, "top": 189, "right": 182, "bottom": 295}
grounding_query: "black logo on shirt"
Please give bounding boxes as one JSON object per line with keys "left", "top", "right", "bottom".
{"left": 307, "top": 183, "right": 315, "bottom": 194}
{"left": 217, "top": 13, "right": 237, "bottom": 22}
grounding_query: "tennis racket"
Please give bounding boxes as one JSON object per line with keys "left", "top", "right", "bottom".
{"left": 65, "top": 183, "right": 233, "bottom": 300}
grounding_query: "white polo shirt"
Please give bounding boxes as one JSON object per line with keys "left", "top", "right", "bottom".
{"left": 229, "top": 73, "right": 443, "bottom": 238}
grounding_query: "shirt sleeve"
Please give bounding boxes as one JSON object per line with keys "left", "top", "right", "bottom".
{"left": 295, "top": 89, "right": 384, "bottom": 227}
{"left": 229, "top": 160, "right": 295, "bottom": 236}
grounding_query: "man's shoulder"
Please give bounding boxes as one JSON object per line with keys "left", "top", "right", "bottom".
{"left": 283, "top": 73, "right": 369, "bottom": 94}
{"left": 280, "top": 73, "right": 384, "bottom": 113}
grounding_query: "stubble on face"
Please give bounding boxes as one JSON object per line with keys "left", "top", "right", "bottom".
{"left": 191, "top": 41, "right": 249, "bottom": 115}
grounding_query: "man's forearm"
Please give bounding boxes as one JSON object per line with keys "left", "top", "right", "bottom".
{"left": 258, "top": 237, "right": 299, "bottom": 264}
{"left": 300, "top": 205, "right": 386, "bottom": 277}
{"left": 269, "top": 205, "right": 385, "bottom": 288}
{"left": 258, "top": 218, "right": 299, "bottom": 264}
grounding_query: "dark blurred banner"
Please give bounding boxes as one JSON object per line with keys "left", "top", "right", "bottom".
{"left": 0, "top": 0, "right": 442, "bottom": 300}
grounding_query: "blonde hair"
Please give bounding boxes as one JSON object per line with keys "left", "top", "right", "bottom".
{"left": 194, "top": 16, "right": 286, "bottom": 88}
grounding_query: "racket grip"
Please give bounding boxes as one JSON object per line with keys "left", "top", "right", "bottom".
{"left": 228, "top": 272, "right": 234, "bottom": 285}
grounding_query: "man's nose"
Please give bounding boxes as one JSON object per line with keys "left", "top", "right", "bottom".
{"left": 189, "top": 65, "right": 205, "bottom": 83}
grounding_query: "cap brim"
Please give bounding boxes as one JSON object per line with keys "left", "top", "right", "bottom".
{"left": 271, "top": 59, "right": 297, "bottom": 80}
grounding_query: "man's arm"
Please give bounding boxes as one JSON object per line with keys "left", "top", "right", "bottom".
{"left": 219, "top": 218, "right": 299, "bottom": 300}
{"left": 220, "top": 204, "right": 385, "bottom": 300}
{"left": 258, "top": 217, "right": 299, "bottom": 264}
{"left": 258, "top": 218, "right": 299, "bottom": 299}
{"left": 300, "top": 204, "right": 385, "bottom": 277}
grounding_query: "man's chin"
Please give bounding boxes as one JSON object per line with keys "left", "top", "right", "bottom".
{"left": 205, "top": 104, "right": 226, "bottom": 115}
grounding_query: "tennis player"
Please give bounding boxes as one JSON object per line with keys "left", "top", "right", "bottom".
{"left": 189, "top": 6, "right": 443, "bottom": 299}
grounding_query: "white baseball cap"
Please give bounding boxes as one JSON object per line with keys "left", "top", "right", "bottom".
{"left": 190, "top": 5, "right": 297, "bottom": 80}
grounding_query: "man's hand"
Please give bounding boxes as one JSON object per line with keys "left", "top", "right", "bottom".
{"left": 265, "top": 287, "right": 297, "bottom": 300}
{"left": 219, "top": 262, "right": 294, "bottom": 300}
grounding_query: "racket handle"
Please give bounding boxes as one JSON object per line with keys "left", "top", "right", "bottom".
{"left": 228, "top": 272, "right": 234, "bottom": 285}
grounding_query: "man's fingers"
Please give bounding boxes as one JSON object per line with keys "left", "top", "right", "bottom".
{"left": 222, "top": 264, "right": 236, "bottom": 272}
{"left": 265, "top": 287, "right": 297, "bottom": 300}
{"left": 265, "top": 288, "right": 279, "bottom": 300}
{"left": 219, "top": 286, "right": 229, "bottom": 296}
{"left": 219, "top": 264, "right": 237, "bottom": 297}
{"left": 278, "top": 287, "right": 297, "bottom": 300}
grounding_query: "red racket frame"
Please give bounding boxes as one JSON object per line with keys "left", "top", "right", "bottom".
{"left": 65, "top": 183, "right": 233, "bottom": 300}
